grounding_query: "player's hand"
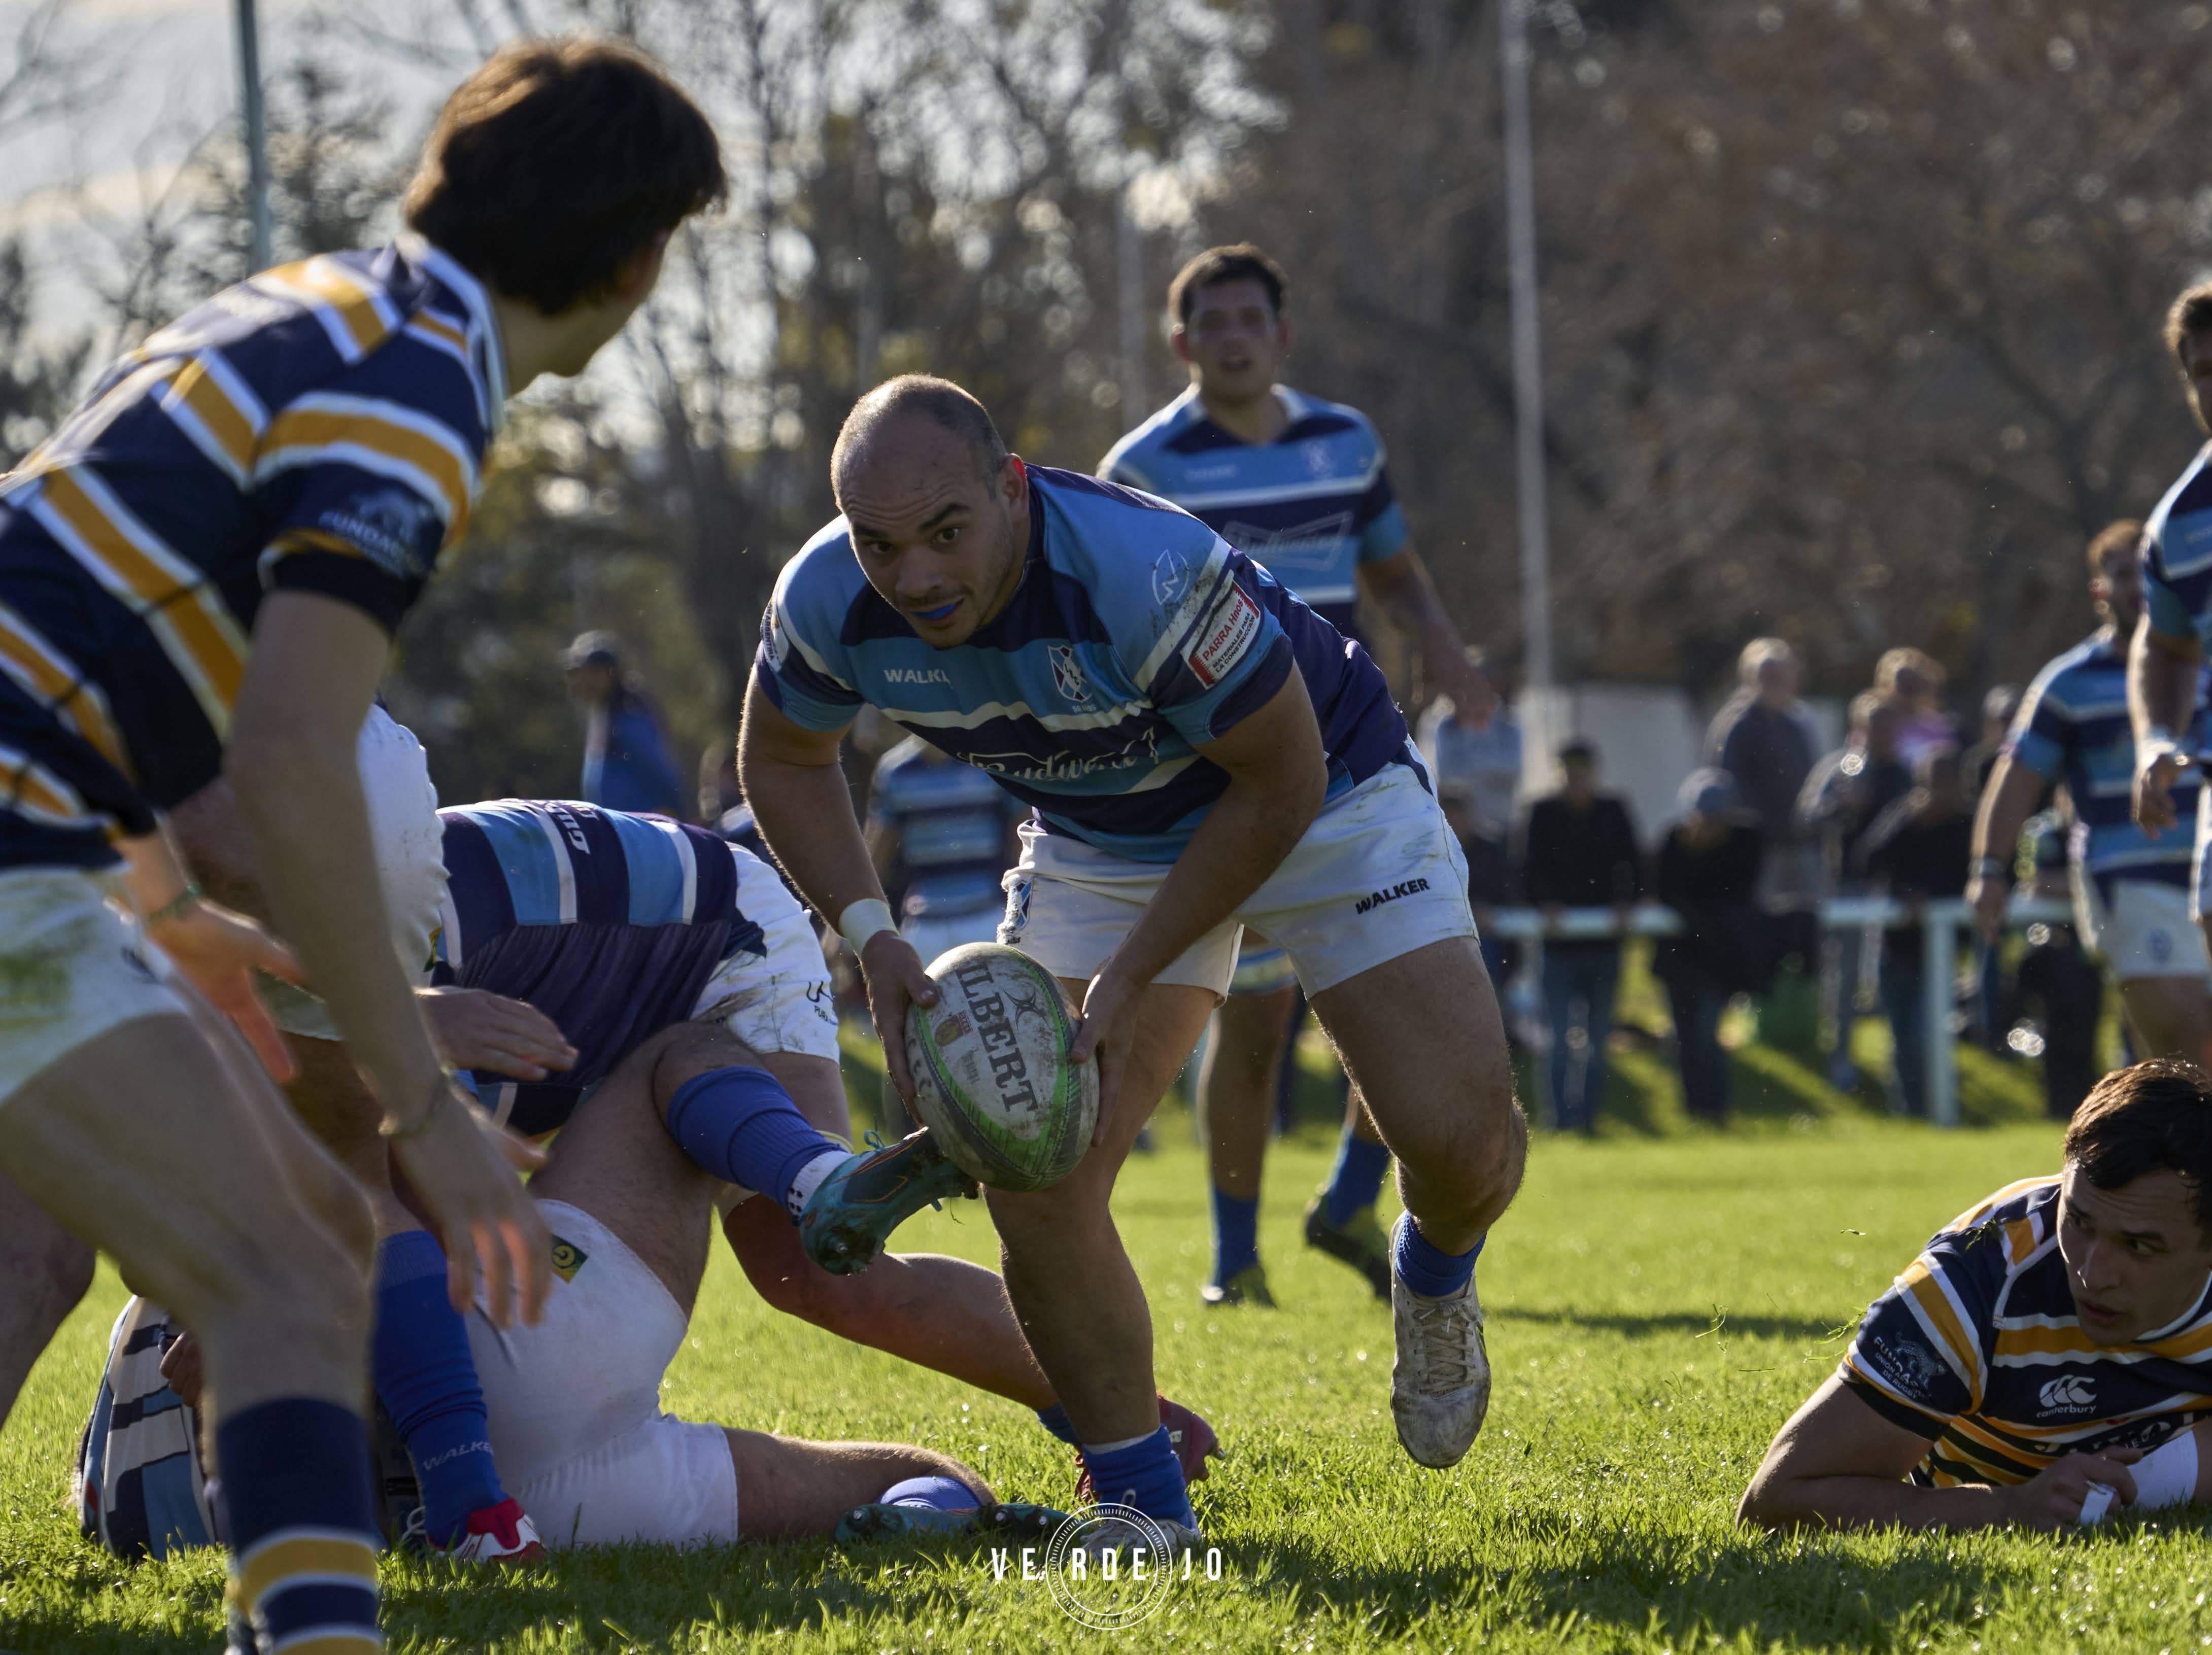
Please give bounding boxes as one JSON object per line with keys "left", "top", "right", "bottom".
{"left": 859, "top": 931, "right": 938, "bottom": 1105}
{"left": 2001, "top": 1448, "right": 2141, "bottom": 1530}
{"left": 146, "top": 898, "right": 303, "bottom": 1083}
{"left": 387, "top": 1082, "right": 552, "bottom": 1328}
{"left": 1968, "top": 874, "right": 2010, "bottom": 945}
{"left": 418, "top": 987, "right": 578, "bottom": 1081}
{"left": 1068, "top": 964, "right": 1141, "bottom": 1146}
{"left": 159, "top": 1330, "right": 205, "bottom": 1410}
{"left": 2136, "top": 750, "right": 2192, "bottom": 837}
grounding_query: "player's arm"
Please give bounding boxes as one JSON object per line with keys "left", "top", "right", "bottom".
{"left": 1738, "top": 1375, "right": 2141, "bottom": 1533}
{"left": 1357, "top": 544, "right": 1493, "bottom": 719}
{"left": 227, "top": 591, "right": 548, "bottom": 1325}
{"left": 2130, "top": 597, "right": 2203, "bottom": 838}
{"left": 1067, "top": 669, "right": 1327, "bottom": 1134}
{"left": 1966, "top": 755, "right": 2046, "bottom": 943}
{"left": 739, "top": 672, "right": 939, "bottom": 1099}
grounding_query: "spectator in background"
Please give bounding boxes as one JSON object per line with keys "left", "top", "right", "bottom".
{"left": 1800, "top": 691, "right": 1918, "bottom": 1088}
{"left": 1876, "top": 646, "right": 1958, "bottom": 766}
{"left": 1518, "top": 739, "right": 1642, "bottom": 1132}
{"left": 1706, "top": 638, "right": 1819, "bottom": 902}
{"left": 1653, "top": 770, "right": 1766, "bottom": 1125}
{"left": 1418, "top": 649, "right": 1522, "bottom": 983}
{"left": 564, "top": 630, "right": 685, "bottom": 818}
{"left": 1858, "top": 747, "right": 1975, "bottom": 1118}
{"left": 1962, "top": 684, "right": 2023, "bottom": 802}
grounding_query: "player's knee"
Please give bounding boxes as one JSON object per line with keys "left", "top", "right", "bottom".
{"left": 1394, "top": 1098, "right": 1526, "bottom": 1208}
{"left": 23, "top": 1227, "right": 95, "bottom": 1327}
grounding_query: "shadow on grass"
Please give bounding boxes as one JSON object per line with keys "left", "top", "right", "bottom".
{"left": 1226, "top": 1524, "right": 2005, "bottom": 1651}
{"left": 1492, "top": 1304, "right": 1853, "bottom": 1343}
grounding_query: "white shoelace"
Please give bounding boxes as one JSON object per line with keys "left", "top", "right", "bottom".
{"left": 1406, "top": 1294, "right": 1480, "bottom": 1392}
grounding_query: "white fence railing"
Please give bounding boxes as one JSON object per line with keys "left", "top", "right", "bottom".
{"left": 1481, "top": 896, "right": 2078, "bottom": 1128}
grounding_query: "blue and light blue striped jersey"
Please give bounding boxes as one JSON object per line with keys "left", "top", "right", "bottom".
{"left": 1098, "top": 386, "right": 1408, "bottom": 634}
{"left": 2143, "top": 445, "right": 2212, "bottom": 738}
{"left": 1840, "top": 1178, "right": 2212, "bottom": 1486}
{"left": 868, "top": 737, "right": 1023, "bottom": 919}
{"left": 756, "top": 465, "right": 1408, "bottom": 863}
{"left": 0, "top": 236, "right": 502, "bottom": 870}
{"left": 2004, "top": 629, "right": 2202, "bottom": 886}
{"left": 433, "top": 800, "right": 759, "bottom": 1135}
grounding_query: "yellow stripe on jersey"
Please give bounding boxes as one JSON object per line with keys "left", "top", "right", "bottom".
{"left": 256, "top": 397, "right": 475, "bottom": 535}
{"left": 31, "top": 469, "right": 248, "bottom": 734}
{"left": 408, "top": 309, "right": 467, "bottom": 355}
{"left": 1943, "top": 1175, "right": 2059, "bottom": 1236}
{"left": 2002, "top": 1215, "right": 2040, "bottom": 1268}
{"left": 231, "top": 1530, "right": 379, "bottom": 1613}
{"left": 252, "top": 257, "right": 397, "bottom": 362}
{"left": 0, "top": 602, "right": 131, "bottom": 778}
{"left": 157, "top": 355, "right": 263, "bottom": 485}
{"left": 0, "top": 743, "right": 97, "bottom": 830}
{"left": 1899, "top": 1258, "right": 1984, "bottom": 1403}
{"left": 1993, "top": 1323, "right": 2103, "bottom": 1361}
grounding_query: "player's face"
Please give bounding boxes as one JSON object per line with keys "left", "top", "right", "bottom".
{"left": 2056, "top": 1163, "right": 2212, "bottom": 1346}
{"left": 1175, "top": 279, "right": 1289, "bottom": 403}
{"left": 2183, "top": 331, "right": 2212, "bottom": 436}
{"left": 2092, "top": 541, "right": 2145, "bottom": 635}
{"left": 840, "top": 424, "right": 1028, "bottom": 648}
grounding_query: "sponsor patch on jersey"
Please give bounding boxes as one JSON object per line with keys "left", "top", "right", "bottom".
{"left": 1048, "top": 643, "right": 1092, "bottom": 706}
{"left": 2039, "top": 1374, "right": 2095, "bottom": 1413}
{"left": 318, "top": 486, "right": 443, "bottom": 581}
{"left": 1184, "top": 580, "right": 1261, "bottom": 689}
{"left": 550, "top": 1234, "right": 589, "bottom": 1283}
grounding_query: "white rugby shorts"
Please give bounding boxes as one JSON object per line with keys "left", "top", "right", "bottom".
{"left": 466, "top": 1200, "right": 740, "bottom": 1547}
{"left": 0, "top": 869, "right": 195, "bottom": 1108}
{"left": 693, "top": 846, "right": 841, "bottom": 1064}
{"left": 2074, "top": 867, "right": 2212, "bottom": 984}
{"left": 2195, "top": 785, "right": 2212, "bottom": 919}
{"left": 999, "top": 755, "right": 1478, "bottom": 998}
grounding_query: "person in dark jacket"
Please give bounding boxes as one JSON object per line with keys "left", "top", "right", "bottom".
{"left": 1654, "top": 770, "right": 1766, "bottom": 1125}
{"left": 565, "top": 631, "right": 686, "bottom": 818}
{"left": 1518, "top": 740, "right": 1642, "bottom": 1132}
{"left": 1706, "top": 638, "right": 1818, "bottom": 900}
{"left": 1858, "top": 746, "right": 1975, "bottom": 1118}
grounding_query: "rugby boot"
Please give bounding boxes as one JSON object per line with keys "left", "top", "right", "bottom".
{"left": 1199, "top": 1261, "right": 1275, "bottom": 1308}
{"left": 1387, "top": 1213, "right": 1491, "bottom": 1469}
{"left": 441, "top": 1496, "right": 548, "bottom": 1565}
{"left": 1075, "top": 1395, "right": 1221, "bottom": 1505}
{"left": 1064, "top": 1509, "right": 1205, "bottom": 1571}
{"left": 1302, "top": 1195, "right": 1394, "bottom": 1300}
{"left": 835, "top": 1499, "right": 1070, "bottom": 1546}
{"left": 799, "top": 1128, "right": 977, "bottom": 1276}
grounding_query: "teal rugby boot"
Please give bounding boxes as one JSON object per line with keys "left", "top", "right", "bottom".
{"left": 798, "top": 1129, "right": 977, "bottom": 1275}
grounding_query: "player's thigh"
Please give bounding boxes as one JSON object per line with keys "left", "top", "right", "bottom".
{"left": 1310, "top": 936, "right": 1518, "bottom": 1178}
{"left": 0, "top": 1015, "right": 370, "bottom": 1394}
{"left": 1209, "top": 982, "right": 1300, "bottom": 1082}
{"left": 2119, "top": 974, "right": 2212, "bottom": 1053}
{"left": 988, "top": 981, "right": 1214, "bottom": 1240}
{"left": 723, "top": 1428, "right": 983, "bottom": 1542}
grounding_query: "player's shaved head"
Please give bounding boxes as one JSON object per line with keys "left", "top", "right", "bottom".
{"left": 833, "top": 376, "right": 1009, "bottom": 502}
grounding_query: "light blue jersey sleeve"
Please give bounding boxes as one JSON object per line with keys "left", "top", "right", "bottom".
{"left": 2002, "top": 658, "right": 2074, "bottom": 782}
{"left": 1350, "top": 415, "right": 1410, "bottom": 565}
{"left": 757, "top": 521, "right": 867, "bottom": 733}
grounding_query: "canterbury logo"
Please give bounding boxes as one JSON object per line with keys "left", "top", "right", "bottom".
{"left": 2039, "top": 1375, "right": 2095, "bottom": 1410}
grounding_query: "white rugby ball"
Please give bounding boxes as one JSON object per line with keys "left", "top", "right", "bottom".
{"left": 903, "top": 943, "right": 1099, "bottom": 1192}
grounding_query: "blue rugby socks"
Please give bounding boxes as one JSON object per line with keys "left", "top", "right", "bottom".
{"left": 373, "top": 1230, "right": 503, "bottom": 1546}
{"left": 1079, "top": 1427, "right": 1196, "bottom": 1527}
{"left": 665, "top": 1066, "right": 846, "bottom": 1218}
{"left": 217, "top": 1396, "right": 381, "bottom": 1655}
{"left": 1320, "top": 1129, "right": 1392, "bottom": 1228}
{"left": 1035, "top": 1402, "right": 1079, "bottom": 1444}
{"left": 1209, "top": 1186, "right": 1259, "bottom": 1287}
{"left": 1394, "top": 1217, "right": 1482, "bottom": 1300}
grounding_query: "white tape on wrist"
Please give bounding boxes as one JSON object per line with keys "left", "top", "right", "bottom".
{"left": 2077, "top": 1431, "right": 2198, "bottom": 1526}
{"left": 837, "top": 898, "right": 898, "bottom": 957}
{"left": 2141, "top": 728, "right": 2186, "bottom": 774}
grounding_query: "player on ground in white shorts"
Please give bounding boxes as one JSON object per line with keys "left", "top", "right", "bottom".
{"left": 1101, "top": 246, "right": 1492, "bottom": 1313}
{"left": 742, "top": 375, "right": 1526, "bottom": 1555}
{"left": 1973, "top": 521, "right": 2212, "bottom": 1058}
{"left": 2132, "top": 285, "right": 2212, "bottom": 956}
{"left": 1741, "top": 1060, "right": 2212, "bottom": 1532}
{"left": 0, "top": 41, "right": 721, "bottom": 1653}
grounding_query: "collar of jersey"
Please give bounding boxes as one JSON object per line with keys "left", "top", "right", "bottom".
{"left": 1180, "top": 382, "right": 1313, "bottom": 449}
{"left": 395, "top": 233, "right": 509, "bottom": 434}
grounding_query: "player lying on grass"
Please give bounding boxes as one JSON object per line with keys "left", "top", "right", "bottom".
{"left": 741, "top": 375, "right": 1526, "bottom": 1559}
{"left": 1740, "top": 1059, "right": 2212, "bottom": 1532}
{"left": 133, "top": 1006, "right": 1018, "bottom": 1549}
{"left": 64, "top": 712, "right": 1214, "bottom": 1558}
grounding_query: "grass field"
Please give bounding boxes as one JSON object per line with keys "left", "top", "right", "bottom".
{"left": 5, "top": 1040, "right": 2211, "bottom": 1651}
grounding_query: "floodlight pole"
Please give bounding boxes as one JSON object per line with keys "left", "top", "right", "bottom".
{"left": 1501, "top": 0, "right": 1553, "bottom": 691}
{"left": 235, "top": 0, "right": 273, "bottom": 272}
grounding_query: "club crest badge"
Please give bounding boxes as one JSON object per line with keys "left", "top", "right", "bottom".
{"left": 1048, "top": 643, "right": 1092, "bottom": 706}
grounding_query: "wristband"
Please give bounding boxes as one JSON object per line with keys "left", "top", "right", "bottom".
{"left": 1971, "top": 856, "right": 2009, "bottom": 878}
{"left": 2142, "top": 727, "right": 2186, "bottom": 773}
{"left": 837, "top": 898, "right": 898, "bottom": 957}
{"left": 144, "top": 883, "right": 202, "bottom": 928}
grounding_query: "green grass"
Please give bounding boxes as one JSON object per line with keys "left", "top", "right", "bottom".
{"left": 9, "top": 1092, "right": 2212, "bottom": 1650}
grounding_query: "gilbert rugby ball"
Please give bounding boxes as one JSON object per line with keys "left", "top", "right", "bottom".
{"left": 904, "top": 943, "right": 1099, "bottom": 1192}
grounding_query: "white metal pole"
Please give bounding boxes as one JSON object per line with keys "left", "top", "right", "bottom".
{"left": 236, "top": 0, "right": 273, "bottom": 272}
{"left": 1925, "top": 904, "right": 1957, "bottom": 1127}
{"left": 1501, "top": 0, "right": 1553, "bottom": 692}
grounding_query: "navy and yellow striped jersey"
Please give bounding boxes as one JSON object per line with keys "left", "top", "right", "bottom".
{"left": 1839, "top": 1177, "right": 2212, "bottom": 1486}
{"left": 0, "top": 235, "right": 504, "bottom": 870}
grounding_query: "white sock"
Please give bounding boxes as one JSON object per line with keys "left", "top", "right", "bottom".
{"left": 785, "top": 1147, "right": 849, "bottom": 1218}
